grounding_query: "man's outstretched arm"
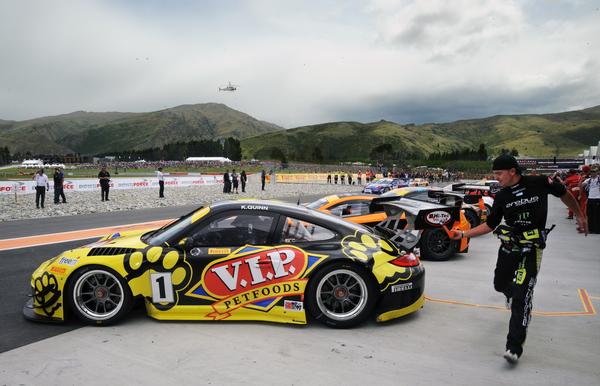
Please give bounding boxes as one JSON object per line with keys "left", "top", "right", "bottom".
{"left": 449, "top": 222, "right": 494, "bottom": 240}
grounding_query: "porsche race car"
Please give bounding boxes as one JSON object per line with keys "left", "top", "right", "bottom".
{"left": 24, "top": 200, "right": 457, "bottom": 328}
{"left": 362, "top": 178, "right": 408, "bottom": 194}
{"left": 307, "top": 187, "right": 474, "bottom": 261}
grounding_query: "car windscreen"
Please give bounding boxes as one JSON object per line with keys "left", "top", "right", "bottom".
{"left": 373, "top": 179, "right": 392, "bottom": 184}
{"left": 306, "top": 197, "right": 330, "bottom": 209}
{"left": 144, "top": 208, "right": 202, "bottom": 246}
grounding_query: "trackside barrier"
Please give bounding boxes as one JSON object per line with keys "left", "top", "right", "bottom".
{"left": 274, "top": 173, "right": 385, "bottom": 184}
{"left": 0, "top": 175, "right": 224, "bottom": 195}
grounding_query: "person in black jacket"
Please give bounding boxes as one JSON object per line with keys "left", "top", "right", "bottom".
{"left": 223, "top": 169, "right": 231, "bottom": 193}
{"left": 53, "top": 167, "right": 67, "bottom": 204}
{"left": 98, "top": 165, "right": 111, "bottom": 201}
{"left": 240, "top": 170, "right": 247, "bottom": 193}
{"left": 449, "top": 154, "right": 587, "bottom": 364}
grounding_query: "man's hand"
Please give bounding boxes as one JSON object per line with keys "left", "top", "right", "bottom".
{"left": 443, "top": 225, "right": 463, "bottom": 240}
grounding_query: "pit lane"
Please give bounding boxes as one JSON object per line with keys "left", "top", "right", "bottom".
{"left": 0, "top": 195, "right": 598, "bottom": 385}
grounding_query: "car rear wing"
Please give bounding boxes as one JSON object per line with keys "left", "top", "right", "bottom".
{"left": 448, "top": 182, "right": 500, "bottom": 195}
{"left": 370, "top": 190, "right": 465, "bottom": 213}
{"left": 374, "top": 198, "right": 460, "bottom": 250}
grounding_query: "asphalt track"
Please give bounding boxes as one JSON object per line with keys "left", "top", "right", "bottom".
{"left": 0, "top": 195, "right": 599, "bottom": 385}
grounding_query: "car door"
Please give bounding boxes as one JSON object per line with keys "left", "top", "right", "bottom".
{"left": 168, "top": 210, "right": 280, "bottom": 303}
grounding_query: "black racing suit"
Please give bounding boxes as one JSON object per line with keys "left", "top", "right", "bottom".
{"left": 486, "top": 175, "right": 566, "bottom": 357}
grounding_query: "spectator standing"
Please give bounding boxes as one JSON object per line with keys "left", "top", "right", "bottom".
{"left": 327, "top": 174, "right": 332, "bottom": 184}
{"left": 223, "top": 169, "right": 231, "bottom": 193}
{"left": 240, "top": 170, "right": 247, "bottom": 193}
{"left": 261, "top": 169, "right": 266, "bottom": 191}
{"left": 232, "top": 169, "right": 239, "bottom": 194}
{"left": 32, "top": 168, "right": 49, "bottom": 209}
{"left": 357, "top": 170, "right": 362, "bottom": 185}
{"left": 98, "top": 165, "right": 111, "bottom": 201}
{"left": 334, "top": 174, "right": 338, "bottom": 184}
{"left": 340, "top": 174, "right": 345, "bottom": 184}
{"left": 53, "top": 167, "right": 67, "bottom": 204}
{"left": 563, "top": 169, "right": 581, "bottom": 219}
{"left": 156, "top": 167, "right": 165, "bottom": 198}
{"left": 578, "top": 165, "right": 591, "bottom": 215}
{"left": 347, "top": 173, "right": 353, "bottom": 185}
{"left": 582, "top": 167, "right": 600, "bottom": 233}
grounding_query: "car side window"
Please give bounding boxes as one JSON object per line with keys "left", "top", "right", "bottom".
{"left": 281, "top": 217, "right": 336, "bottom": 243}
{"left": 190, "top": 213, "right": 275, "bottom": 246}
{"left": 329, "top": 201, "right": 371, "bottom": 217}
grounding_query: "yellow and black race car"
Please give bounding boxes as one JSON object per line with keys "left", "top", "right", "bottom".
{"left": 307, "top": 187, "right": 480, "bottom": 261}
{"left": 24, "top": 200, "right": 458, "bottom": 328}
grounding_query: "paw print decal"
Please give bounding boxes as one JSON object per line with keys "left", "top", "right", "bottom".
{"left": 341, "top": 232, "right": 412, "bottom": 291}
{"left": 33, "top": 272, "right": 62, "bottom": 316}
{"left": 123, "top": 246, "right": 192, "bottom": 310}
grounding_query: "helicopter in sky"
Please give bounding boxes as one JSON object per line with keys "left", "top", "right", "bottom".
{"left": 218, "top": 81, "right": 239, "bottom": 92}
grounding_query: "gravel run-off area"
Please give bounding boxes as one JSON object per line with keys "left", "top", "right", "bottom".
{"left": 0, "top": 175, "right": 363, "bottom": 222}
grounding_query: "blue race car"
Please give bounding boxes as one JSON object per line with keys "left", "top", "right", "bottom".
{"left": 362, "top": 178, "right": 408, "bottom": 194}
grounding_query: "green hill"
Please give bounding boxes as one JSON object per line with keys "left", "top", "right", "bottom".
{"left": 1, "top": 104, "right": 282, "bottom": 155}
{"left": 241, "top": 106, "right": 600, "bottom": 160}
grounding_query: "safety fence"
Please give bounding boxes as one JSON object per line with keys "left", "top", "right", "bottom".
{"left": 0, "top": 175, "right": 223, "bottom": 195}
{"left": 274, "top": 173, "right": 384, "bottom": 184}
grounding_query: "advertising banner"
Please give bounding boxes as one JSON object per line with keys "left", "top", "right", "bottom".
{"left": 0, "top": 175, "right": 223, "bottom": 195}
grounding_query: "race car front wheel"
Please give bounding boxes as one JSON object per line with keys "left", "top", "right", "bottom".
{"left": 67, "top": 266, "right": 133, "bottom": 325}
{"left": 307, "top": 263, "right": 376, "bottom": 328}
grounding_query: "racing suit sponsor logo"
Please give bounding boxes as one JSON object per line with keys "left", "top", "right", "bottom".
{"left": 506, "top": 196, "right": 539, "bottom": 208}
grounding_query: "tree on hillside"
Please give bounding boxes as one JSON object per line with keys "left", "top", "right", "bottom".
{"left": 0, "top": 147, "right": 10, "bottom": 165}
{"left": 477, "top": 144, "right": 487, "bottom": 161}
{"left": 312, "top": 146, "right": 323, "bottom": 162}
{"left": 223, "top": 137, "right": 242, "bottom": 161}
{"left": 370, "top": 143, "right": 394, "bottom": 161}
{"left": 270, "top": 147, "right": 287, "bottom": 163}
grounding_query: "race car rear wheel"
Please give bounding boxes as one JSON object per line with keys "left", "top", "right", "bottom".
{"left": 484, "top": 204, "right": 492, "bottom": 217}
{"left": 67, "top": 266, "right": 132, "bottom": 325}
{"left": 463, "top": 208, "right": 480, "bottom": 228}
{"left": 419, "top": 229, "right": 455, "bottom": 261}
{"left": 307, "top": 263, "right": 376, "bottom": 328}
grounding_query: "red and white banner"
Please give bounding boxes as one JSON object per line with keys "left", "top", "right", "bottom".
{"left": 0, "top": 175, "right": 224, "bottom": 195}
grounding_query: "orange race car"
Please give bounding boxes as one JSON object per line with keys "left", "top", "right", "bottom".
{"left": 307, "top": 188, "right": 481, "bottom": 261}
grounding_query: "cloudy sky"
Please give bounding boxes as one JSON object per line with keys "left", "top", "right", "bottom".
{"left": 1, "top": 0, "right": 599, "bottom": 127}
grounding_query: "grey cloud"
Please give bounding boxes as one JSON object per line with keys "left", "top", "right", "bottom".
{"left": 326, "top": 76, "right": 600, "bottom": 126}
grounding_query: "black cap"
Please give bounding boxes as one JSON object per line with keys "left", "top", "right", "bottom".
{"left": 492, "top": 154, "right": 522, "bottom": 174}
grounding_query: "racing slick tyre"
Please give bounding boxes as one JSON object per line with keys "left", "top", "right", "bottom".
{"left": 484, "top": 204, "right": 492, "bottom": 217}
{"left": 463, "top": 208, "right": 480, "bottom": 228}
{"left": 67, "top": 266, "right": 133, "bottom": 325}
{"left": 419, "top": 229, "right": 456, "bottom": 261}
{"left": 306, "top": 262, "right": 377, "bottom": 328}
